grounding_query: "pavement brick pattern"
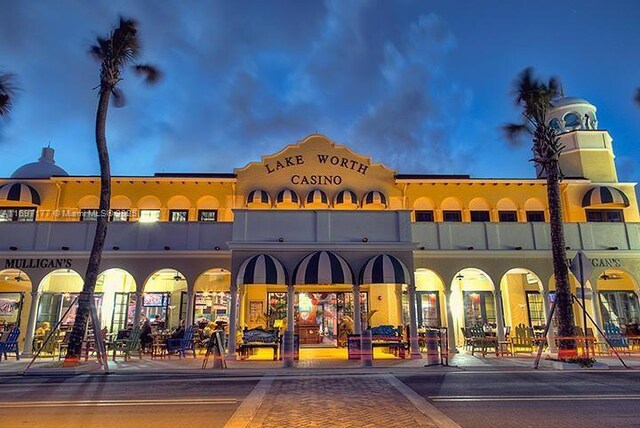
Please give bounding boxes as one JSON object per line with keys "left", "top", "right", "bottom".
{"left": 254, "top": 376, "right": 438, "bottom": 428}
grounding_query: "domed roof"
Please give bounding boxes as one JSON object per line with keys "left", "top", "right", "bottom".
{"left": 550, "top": 97, "right": 594, "bottom": 108}
{"left": 11, "top": 147, "right": 68, "bottom": 179}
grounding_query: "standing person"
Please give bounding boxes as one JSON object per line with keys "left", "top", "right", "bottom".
{"left": 140, "top": 318, "right": 153, "bottom": 352}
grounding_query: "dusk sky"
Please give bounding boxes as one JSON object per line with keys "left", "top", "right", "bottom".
{"left": 1, "top": 0, "right": 639, "bottom": 181}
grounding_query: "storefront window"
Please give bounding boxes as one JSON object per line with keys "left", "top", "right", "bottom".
{"left": 267, "top": 292, "right": 287, "bottom": 329}
{"left": 586, "top": 209, "right": 624, "bottom": 223}
{"left": 470, "top": 211, "right": 490, "bottom": 222}
{"left": 0, "top": 292, "right": 23, "bottom": 330}
{"left": 180, "top": 291, "right": 230, "bottom": 326}
{"left": 37, "top": 293, "right": 103, "bottom": 330}
{"left": 198, "top": 210, "right": 218, "bottom": 222}
{"left": 416, "top": 291, "right": 440, "bottom": 328}
{"left": 463, "top": 291, "right": 496, "bottom": 327}
{"left": 599, "top": 291, "right": 640, "bottom": 326}
{"left": 169, "top": 210, "right": 188, "bottom": 222}
{"left": 526, "top": 291, "right": 546, "bottom": 328}
{"left": 139, "top": 209, "right": 160, "bottom": 223}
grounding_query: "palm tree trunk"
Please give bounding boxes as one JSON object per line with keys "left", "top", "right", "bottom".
{"left": 546, "top": 162, "right": 576, "bottom": 354}
{"left": 65, "top": 87, "right": 112, "bottom": 362}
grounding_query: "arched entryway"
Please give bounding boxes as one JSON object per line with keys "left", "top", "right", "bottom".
{"left": 413, "top": 268, "right": 446, "bottom": 329}
{"left": 190, "top": 268, "right": 231, "bottom": 327}
{"left": 95, "top": 268, "right": 136, "bottom": 332}
{"left": 142, "top": 269, "right": 188, "bottom": 330}
{"left": 595, "top": 269, "right": 640, "bottom": 333}
{"left": 37, "top": 269, "right": 84, "bottom": 331}
{"left": 450, "top": 268, "right": 497, "bottom": 347}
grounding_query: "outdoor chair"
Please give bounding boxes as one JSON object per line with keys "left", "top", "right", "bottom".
{"left": 167, "top": 325, "right": 196, "bottom": 358}
{"left": 0, "top": 327, "right": 20, "bottom": 362}
{"left": 511, "top": 323, "right": 534, "bottom": 354}
{"left": 469, "top": 326, "right": 496, "bottom": 357}
{"left": 108, "top": 327, "right": 142, "bottom": 361}
{"left": 604, "top": 322, "right": 630, "bottom": 356}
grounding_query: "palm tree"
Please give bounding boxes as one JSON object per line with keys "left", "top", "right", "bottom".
{"left": 504, "top": 67, "right": 576, "bottom": 355}
{"left": 65, "top": 17, "right": 160, "bottom": 363}
{"left": 0, "top": 72, "right": 17, "bottom": 117}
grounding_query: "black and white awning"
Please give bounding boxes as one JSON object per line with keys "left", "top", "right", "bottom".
{"left": 360, "top": 254, "right": 411, "bottom": 285}
{"left": 305, "top": 189, "right": 328, "bottom": 206}
{"left": 363, "top": 190, "right": 387, "bottom": 207}
{"left": 582, "top": 186, "right": 630, "bottom": 207}
{"left": 246, "top": 189, "right": 271, "bottom": 206}
{"left": 236, "top": 254, "right": 288, "bottom": 286}
{"left": 0, "top": 182, "right": 41, "bottom": 205}
{"left": 276, "top": 188, "right": 300, "bottom": 206}
{"left": 334, "top": 189, "right": 358, "bottom": 206}
{"left": 293, "top": 251, "right": 354, "bottom": 285}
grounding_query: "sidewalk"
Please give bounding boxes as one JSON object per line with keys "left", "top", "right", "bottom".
{"left": 1, "top": 350, "right": 638, "bottom": 377}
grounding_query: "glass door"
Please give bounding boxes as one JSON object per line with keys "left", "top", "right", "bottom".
{"left": 416, "top": 291, "right": 440, "bottom": 328}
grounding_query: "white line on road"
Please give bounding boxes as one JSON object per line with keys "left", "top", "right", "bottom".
{"left": 430, "top": 394, "right": 640, "bottom": 402}
{"left": 384, "top": 374, "right": 461, "bottom": 428}
{"left": 0, "top": 398, "right": 240, "bottom": 408}
{"left": 224, "top": 376, "right": 274, "bottom": 428}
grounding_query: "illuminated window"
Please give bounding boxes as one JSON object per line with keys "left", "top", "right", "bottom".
{"left": 599, "top": 291, "right": 640, "bottom": 326}
{"left": 139, "top": 209, "right": 160, "bottom": 223}
{"left": 415, "top": 210, "right": 434, "bottom": 222}
{"left": 526, "top": 291, "right": 546, "bottom": 327}
{"left": 443, "top": 210, "right": 462, "bottom": 222}
{"left": 463, "top": 291, "right": 496, "bottom": 327}
{"left": 470, "top": 211, "right": 490, "bottom": 222}
{"left": 526, "top": 211, "right": 545, "bottom": 222}
{"left": 498, "top": 211, "right": 518, "bottom": 222}
{"left": 198, "top": 210, "right": 218, "bottom": 222}
{"left": 0, "top": 207, "right": 36, "bottom": 222}
{"left": 169, "top": 210, "right": 188, "bottom": 222}
{"left": 109, "top": 210, "right": 130, "bottom": 222}
{"left": 80, "top": 209, "right": 98, "bottom": 222}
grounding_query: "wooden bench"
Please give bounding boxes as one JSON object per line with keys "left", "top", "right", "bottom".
{"left": 238, "top": 328, "right": 279, "bottom": 360}
{"left": 0, "top": 328, "right": 20, "bottom": 362}
{"left": 370, "top": 325, "right": 406, "bottom": 359}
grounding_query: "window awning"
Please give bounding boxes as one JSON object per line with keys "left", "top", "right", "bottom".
{"left": 293, "top": 251, "right": 354, "bottom": 285}
{"left": 236, "top": 254, "right": 288, "bottom": 286}
{"left": 582, "top": 186, "right": 630, "bottom": 208}
{"left": 360, "top": 254, "right": 411, "bottom": 285}
{"left": 0, "top": 182, "right": 41, "bottom": 205}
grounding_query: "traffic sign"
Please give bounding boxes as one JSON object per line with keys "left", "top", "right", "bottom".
{"left": 570, "top": 251, "right": 593, "bottom": 285}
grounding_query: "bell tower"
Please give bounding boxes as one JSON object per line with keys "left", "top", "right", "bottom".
{"left": 541, "top": 97, "right": 618, "bottom": 182}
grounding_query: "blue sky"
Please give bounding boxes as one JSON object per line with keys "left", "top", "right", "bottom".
{"left": 1, "top": 0, "right": 639, "bottom": 181}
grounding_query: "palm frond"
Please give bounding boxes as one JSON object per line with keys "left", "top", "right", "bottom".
{"left": 635, "top": 88, "right": 640, "bottom": 107}
{"left": 133, "top": 64, "right": 162, "bottom": 84}
{"left": 111, "top": 88, "right": 126, "bottom": 108}
{"left": 111, "top": 17, "right": 140, "bottom": 65}
{"left": 0, "top": 72, "right": 17, "bottom": 116}
{"left": 502, "top": 123, "right": 530, "bottom": 147}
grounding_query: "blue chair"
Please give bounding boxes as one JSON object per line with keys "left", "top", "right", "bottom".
{"left": 167, "top": 325, "right": 195, "bottom": 358}
{"left": 0, "top": 327, "right": 21, "bottom": 362}
{"left": 604, "top": 322, "right": 630, "bottom": 355}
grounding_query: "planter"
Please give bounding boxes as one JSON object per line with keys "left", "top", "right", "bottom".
{"left": 549, "top": 360, "right": 609, "bottom": 370}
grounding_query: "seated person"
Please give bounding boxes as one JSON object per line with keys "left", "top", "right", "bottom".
{"left": 140, "top": 319, "right": 153, "bottom": 351}
{"left": 169, "top": 320, "right": 186, "bottom": 340}
{"left": 35, "top": 321, "right": 51, "bottom": 337}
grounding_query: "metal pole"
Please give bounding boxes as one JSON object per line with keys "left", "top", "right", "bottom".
{"left": 571, "top": 294, "right": 628, "bottom": 369}
{"left": 579, "top": 256, "right": 589, "bottom": 358}
{"left": 534, "top": 296, "right": 558, "bottom": 369}
{"left": 89, "top": 295, "right": 110, "bottom": 373}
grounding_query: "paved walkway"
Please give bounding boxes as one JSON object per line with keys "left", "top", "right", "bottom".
{"left": 226, "top": 374, "right": 459, "bottom": 428}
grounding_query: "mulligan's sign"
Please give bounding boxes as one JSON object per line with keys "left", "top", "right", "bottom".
{"left": 4, "top": 258, "right": 72, "bottom": 270}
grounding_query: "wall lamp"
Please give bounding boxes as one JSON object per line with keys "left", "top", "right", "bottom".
{"left": 608, "top": 246, "right": 619, "bottom": 250}
{"left": 112, "top": 246, "right": 120, "bottom": 251}
{"left": 61, "top": 246, "right": 70, "bottom": 251}
{"left": 278, "top": 237, "right": 284, "bottom": 243}
{"left": 362, "top": 237, "right": 368, "bottom": 242}
{"left": 514, "top": 246, "right": 523, "bottom": 251}
{"left": 214, "top": 246, "right": 221, "bottom": 251}
{"left": 418, "top": 246, "right": 426, "bottom": 250}
{"left": 467, "top": 246, "right": 474, "bottom": 250}
{"left": 9, "top": 246, "right": 18, "bottom": 251}
{"left": 565, "top": 246, "right": 571, "bottom": 250}
{"left": 164, "top": 246, "right": 171, "bottom": 251}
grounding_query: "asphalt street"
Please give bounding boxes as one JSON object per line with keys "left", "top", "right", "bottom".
{"left": 0, "top": 370, "right": 639, "bottom": 427}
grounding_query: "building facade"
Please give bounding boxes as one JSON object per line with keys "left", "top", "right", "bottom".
{"left": 0, "top": 97, "right": 639, "bottom": 358}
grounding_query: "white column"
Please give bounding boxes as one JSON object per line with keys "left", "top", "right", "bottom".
{"left": 22, "top": 292, "right": 41, "bottom": 356}
{"left": 590, "top": 289, "right": 605, "bottom": 341}
{"left": 407, "top": 284, "right": 421, "bottom": 358}
{"left": 353, "top": 283, "right": 362, "bottom": 334}
{"left": 226, "top": 283, "right": 239, "bottom": 359}
{"left": 395, "top": 284, "right": 403, "bottom": 326}
{"left": 493, "top": 287, "right": 506, "bottom": 341}
{"left": 283, "top": 284, "right": 295, "bottom": 367}
{"left": 542, "top": 290, "right": 557, "bottom": 353}
{"left": 445, "top": 290, "right": 457, "bottom": 354}
{"left": 133, "top": 291, "right": 143, "bottom": 328}
{"left": 185, "top": 291, "right": 195, "bottom": 326}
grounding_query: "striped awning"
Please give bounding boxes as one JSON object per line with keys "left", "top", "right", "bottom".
{"left": 246, "top": 189, "right": 271, "bottom": 206}
{"left": 360, "top": 254, "right": 411, "bottom": 285}
{"left": 582, "top": 186, "right": 630, "bottom": 207}
{"left": 276, "top": 189, "right": 299, "bottom": 206}
{"left": 334, "top": 189, "right": 358, "bottom": 206}
{"left": 0, "top": 183, "right": 41, "bottom": 205}
{"left": 293, "top": 251, "right": 354, "bottom": 285}
{"left": 363, "top": 190, "right": 387, "bottom": 207}
{"left": 305, "top": 189, "right": 328, "bottom": 206}
{"left": 236, "top": 254, "right": 288, "bottom": 286}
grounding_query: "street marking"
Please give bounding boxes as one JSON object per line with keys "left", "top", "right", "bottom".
{"left": 224, "top": 376, "right": 274, "bottom": 428}
{"left": 429, "top": 394, "right": 640, "bottom": 402}
{"left": 385, "top": 374, "right": 461, "bottom": 428}
{"left": 0, "top": 398, "right": 240, "bottom": 408}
